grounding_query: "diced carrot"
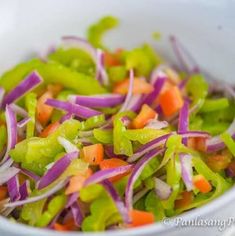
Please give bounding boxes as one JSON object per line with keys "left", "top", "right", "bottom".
{"left": 54, "top": 223, "right": 69, "bottom": 232}
{"left": 54, "top": 220, "right": 77, "bottom": 232}
{"left": 47, "top": 84, "right": 63, "bottom": 96}
{"left": 65, "top": 168, "right": 92, "bottom": 195}
{"left": 175, "top": 191, "right": 194, "bottom": 209}
{"left": 81, "top": 144, "right": 104, "bottom": 165}
{"left": 193, "top": 175, "right": 212, "bottom": 193}
{"left": 113, "top": 78, "right": 154, "bottom": 95}
{"left": 159, "top": 85, "right": 183, "bottom": 117}
{"left": 40, "top": 121, "right": 60, "bottom": 138}
{"left": 187, "top": 137, "right": 206, "bottom": 152}
{"left": 65, "top": 175, "right": 87, "bottom": 195}
{"left": 131, "top": 104, "right": 157, "bottom": 129}
{"left": 129, "top": 210, "right": 155, "bottom": 227}
{"left": 104, "top": 52, "right": 120, "bottom": 67}
{"left": 0, "top": 186, "right": 8, "bottom": 201}
{"left": 36, "top": 91, "right": 54, "bottom": 126}
{"left": 206, "top": 154, "right": 231, "bottom": 172}
{"left": 99, "top": 158, "right": 129, "bottom": 182}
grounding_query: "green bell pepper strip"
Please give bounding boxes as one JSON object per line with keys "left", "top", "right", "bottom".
{"left": 161, "top": 154, "right": 181, "bottom": 211}
{"left": 113, "top": 111, "right": 136, "bottom": 156}
{"left": 125, "top": 44, "right": 161, "bottom": 77}
{"left": 36, "top": 195, "right": 67, "bottom": 227}
{"left": 186, "top": 74, "right": 208, "bottom": 112}
{"left": 0, "top": 125, "right": 7, "bottom": 152}
{"left": 87, "top": 16, "right": 119, "bottom": 49}
{"left": 21, "top": 195, "right": 47, "bottom": 226}
{"left": 93, "top": 129, "right": 113, "bottom": 144}
{"left": 107, "top": 66, "right": 127, "bottom": 83}
{"left": 25, "top": 93, "right": 37, "bottom": 138}
{"left": 113, "top": 118, "right": 133, "bottom": 156}
{"left": 200, "top": 98, "right": 229, "bottom": 113}
{"left": 49, "top": 48, "right": 95, "bottom": 76}
{"left": 145, "top": 191, "right": 165, "bottom": 221}
{"left": 0, "top": 59, "right": 107, "bottom": 95}
{"left": 56, "top": 90, "right": 75, "bottom": 101}
{"left": 80, "top": 184, "right": 104, "bottom": 203}
{"left": 81, "top": 196, "right": 121, "bottom": 232}
{"left": 123, "top": 129, "right": 168, "bottom": 144}
{"left": 10, "top": 119, "right": 81, "bottom": 175}
{"left": 221, "top": 132, "right": 235, "bottom": 157}
{"left": 80, "top": 114, "right": 105, "bottom": 131}
{"left": 134, "top": 196, "right": 146, "bottom": 211}
{"left": 0, "top": 59, "right": 42, "bottom": 92}
{"left": 134, "top": 157, "right": 160, "bottom": 188}
{"left": 202, "top": 122, "right": 229, "bottom": 136}
{"left": 176, "top": 156, "right": 231, "bottom": 214}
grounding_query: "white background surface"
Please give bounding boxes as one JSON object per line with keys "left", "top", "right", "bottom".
{"left": 0, "top": 0, "right": 235, "bottom": 236}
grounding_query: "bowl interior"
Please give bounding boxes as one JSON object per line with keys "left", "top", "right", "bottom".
{"left": 0, "top": 0, "right": 235, "bottom": 236}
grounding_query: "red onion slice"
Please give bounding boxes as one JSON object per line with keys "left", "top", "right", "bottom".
{"left": 96, "top": 49, "right": 109, "bottom": 86}
{"left": 71, "top": 201, "right": 83, "bottom": 226}
{"left": 46, "top": 99, "right": 102, "bottom": 119}
{"left": 178, "top": 100, "right": 189, "bottom": 145}
{"left": 0, "top": 87, "right": 5, "bottom": 108}
{"left": 119, "top": 69, "right": 134, "bottom": 112}
{"left": 84, "top": 165, "right": 133, "bottom": 186}
{"left": 102, "top": 180, "right": 130, "bottom": 224}
{"left": 125, "top": 149, "right": 164, "bottom": 210}
{"left": 128, "top": 131, "right": 209, "bottom": 163}
{"left": 180, "top": 154, "right": 194, "bottom": 191}
{"left": 57, "top": 136, "right": 79, "bottom": 153}
{"left": 7, "top": 175, "right": 20, "bottom": 202}
{"left": 143, "top": 74, "right": 166, "bottom": 106}
{"left": 154, "top": 177, "right": 172, "bottom": 200}
{"left": 37, "top": 151, "right": 78, "bottom": 190}
{"left": 69, "top": 94, "right": 125, "bottom": 108}
{"left": 61, "top": 36, "right": 97, "bottom": 62}
{"left": 206, "top": 119, "right": 235, "bottom": 152}
{"left": 0, "top": 167, "right": 20, "bottom": 185}
{"left": 66, "top": 192, "right": 79, "bottom": 208}
{"left": 20, "top": 168, "right": 40, "bottom": 182}
{"left": 4, "top": 179, "right": 68, "bottom": 208}
{"left": 169, "top": 35, "right": 200, "bottom": 73}
{"left": 2, "top": 71, "right": 42, "bottom": 108}
{"left": 17, "top": 117, "right": 31, "bottom": 128}
{"left": 19, "top": 180, "right": 30, "bottom": 200}
{"left": 0, "top": 105, "right": 17, "bottom": 164}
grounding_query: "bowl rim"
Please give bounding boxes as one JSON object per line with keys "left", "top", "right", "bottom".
{"left": 0, "top": 186, "right": 234, "bottom": 236}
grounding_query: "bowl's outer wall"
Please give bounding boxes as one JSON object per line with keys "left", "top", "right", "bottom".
{"left": 0, "top": 0, "right": 235, "bottom": 236}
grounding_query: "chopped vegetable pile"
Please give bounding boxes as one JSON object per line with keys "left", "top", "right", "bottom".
{"left": 0, "top": 16, "right": 234, "bottom": 232}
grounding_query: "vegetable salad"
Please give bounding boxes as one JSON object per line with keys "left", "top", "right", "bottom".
{"left": 0, "top": 16, "right": 234, "bottom": 232}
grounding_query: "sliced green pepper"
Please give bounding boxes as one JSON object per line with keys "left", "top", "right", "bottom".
{"left": 10, "top": 119, "right": 81, "bottom": 175}
{"left": 36, "top": 195, "right": 67, "bottom": 227}
{"left": 87, "top": 16, "right": 119, "bottom": 49}
{"left": 25, "top": 93, "right": 37, "bottom": 138}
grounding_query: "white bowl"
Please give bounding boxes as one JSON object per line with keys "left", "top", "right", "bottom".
{"left": 0, "top": 0, "right": 235, "bottom": 236}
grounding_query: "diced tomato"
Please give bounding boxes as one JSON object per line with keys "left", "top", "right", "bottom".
{"left": 99, "top": 158, "right": 129, "bottom": 182}
{"left": 40, "top": 121, "right": 60, "bottom": 138}
{"left": 206, "top": 154, "right": 231, "bottom": 172}
{"left": 81, "top": 144, "right": 104, "bottom": 165}
{"left": 159, "top": 85, "right": 183, "bottom": 117}
{"left": 131, "top": 104, "right": 157, "bottom": 129}
{"left": 36, "top": 91, "right": 54, "bottom": 126}
{"left": 175, "top": 191, "right": 194, "bottom": 209}
{"left": 113, "top": 78, "right": 153, "bottom": 95}
{"left": 0, "top": 186, "right": 8, "bottom": 201}
{"left": 129, "top": 210, "right": 155, "bottom": 227}
{"left": 193, "top": 175, "right": 212, "bottom": 193}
